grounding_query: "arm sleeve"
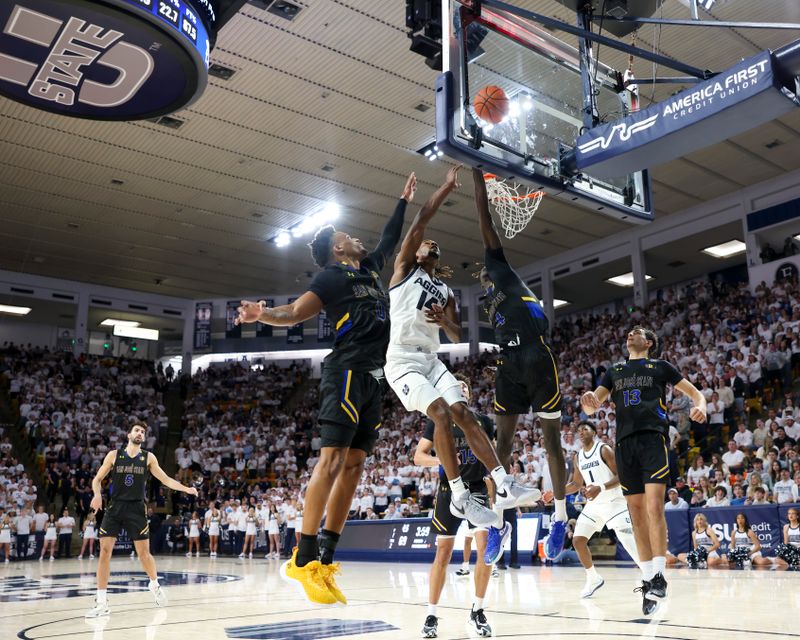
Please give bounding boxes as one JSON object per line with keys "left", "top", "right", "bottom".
{"left": 660, "top": 360, "right": 683, "bottom": 386}
{"left": 307, "top": 269, "right": 337, "bottom": 306}
{"left": 422, "top": 419, "right": 435, "bottom": 441}
{"left": 368, "top": 198, "right": 408, "bottom": 271}
{"left": 599, "top": 369, "right": 614, "bottom": 391}
{"left": 485, "top": 247, "right": 521, "bottom": 288}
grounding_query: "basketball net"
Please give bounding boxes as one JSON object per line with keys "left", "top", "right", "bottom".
{"left": 483, "top": 174, "right": 545, "bottom": 239}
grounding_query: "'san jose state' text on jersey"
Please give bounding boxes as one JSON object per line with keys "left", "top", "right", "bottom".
{"left": 109, "top": 448, "right": 149, "bottom": 501}
{"left": 599, "top": 358, "right": 682, "bottom": 442}
{"left": 388, "top": 265, "right": 452, "bottom": 353}
{"left": 423, "top": 414, "right": 494, "bottom": 484}
{"left": 483, "top": 247, "right": 549, "bottom": 347}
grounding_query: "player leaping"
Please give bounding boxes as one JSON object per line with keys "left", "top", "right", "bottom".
{"left": 581, "top": 326, "right": 706, "bottom": 614}
{"left": 236, "top": 173, "right": 417, "bottom": 605}
{"left": 472, "top": 168, "right": 569, "bottom": 563}
{"left": 385, "top": 163, "right": 540, "bottom": 530}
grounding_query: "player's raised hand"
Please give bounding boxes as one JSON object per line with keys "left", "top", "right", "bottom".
{"left": 445, "top": 163, "right": 463, "bottom": 190}
{"left": 689, "top": 406, "right": 707, "bottom": 423}
{"left": 236, "top": 300, "right": 265, "bottom": 325}
{"left": 581, "top": 391, "right": 601, "bottom": 411}
{"left": 401, "top": 172, "right": 417, "bottom": 202}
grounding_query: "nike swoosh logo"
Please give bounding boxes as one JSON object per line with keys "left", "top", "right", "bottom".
{"left": 452, "top": 502, "right": 465, "bottom": 515}
{"left": 496, "top": 487, "right": 508, "bottom": 498}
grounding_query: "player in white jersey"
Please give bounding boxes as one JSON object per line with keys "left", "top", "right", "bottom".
{"left": 565, "top": 422, "right": 641, "bottom": 598}
{"left": 385, "top": 164, "right": 540, "bottom": 529}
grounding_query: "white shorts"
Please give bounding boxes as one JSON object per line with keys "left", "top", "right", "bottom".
{"left": 574, "top": 495, "right": 632, "bottom": 538}
{"left": 385, "top": 350, "right": 464, "bottom": 413}
{"left": 208, "top": 525, "right": 220, "bottom": 537}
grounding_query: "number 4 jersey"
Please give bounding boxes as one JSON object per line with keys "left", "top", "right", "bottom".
{"left": 599, "top": 358, "right": 682, "bottom": 443}
{"left": 388, "top": 265, "right": 453, "bottom": 355}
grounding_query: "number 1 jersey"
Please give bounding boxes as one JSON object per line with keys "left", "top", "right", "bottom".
{"left": 388, "top": 265, "right": 453, "bottom": 354}
{"left": 599, "top": 358, "right": 682, "bottom": 442}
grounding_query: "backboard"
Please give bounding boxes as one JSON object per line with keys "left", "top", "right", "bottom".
{"left": 436, "top": 0, "right": 653, "bottom": 222}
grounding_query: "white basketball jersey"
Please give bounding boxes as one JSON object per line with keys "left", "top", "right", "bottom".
{"left": 389, "top": 265, "right": 452, "bottom": 353}
{"left": 578, "top": 442, "right": 622, "bottom": 502}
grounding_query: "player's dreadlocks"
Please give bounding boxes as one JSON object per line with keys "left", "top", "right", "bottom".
{"left": 309, "top": 225, "right": 336, "bottom": 268}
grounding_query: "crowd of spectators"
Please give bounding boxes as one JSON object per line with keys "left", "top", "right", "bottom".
{"left": 0, "top": 272, "right": 799, "bottom": 561}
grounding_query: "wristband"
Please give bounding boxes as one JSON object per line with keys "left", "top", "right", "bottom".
{"left": 598, "top": 483, "right": 607, "bottom": 493}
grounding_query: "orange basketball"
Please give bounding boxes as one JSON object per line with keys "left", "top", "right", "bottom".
{"left": 473, "top": 85, "right": 509, "bottom": 124}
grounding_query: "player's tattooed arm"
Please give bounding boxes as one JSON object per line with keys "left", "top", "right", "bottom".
{"left": 473, "top": 167, "right": 502, "bottom": 251}
{"left": 236, "top": 291, "right": 323, "bottom": 327}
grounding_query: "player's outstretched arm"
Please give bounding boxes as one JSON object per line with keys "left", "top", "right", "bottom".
{"left": 148, "top": 453, "right": 199, "bottom": 496}
{"left": 391, "top": 164, "right": 462, "bottom": 284}
{"left": 675, "top": 379, "right": 707, "bottom": 423}
{"left": 369, "top": 172, "right": 416, "bottom": 270}
{"left": 236, "top": 291, "right": 323, "bottom": 327}
{"left": 413, "top": 437, "right": 440, "bottom": 468}
{"left": 473, "top": 167, "right": 502, "bottom": 251}
{"left": 580, "top": 386, "right": 610, "bottom": 416}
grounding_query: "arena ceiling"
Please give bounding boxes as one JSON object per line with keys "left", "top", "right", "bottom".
{"left": 1, "top": 0, "right": 799, "bottom": 302}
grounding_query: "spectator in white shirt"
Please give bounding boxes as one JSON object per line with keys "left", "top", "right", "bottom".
{"left": 15, "top": 507, "right": 32, "bottom": 559}
{"left": 705, "top": 486, "right": 730, "bottom": 508}
{"left": 773, "top": 469, "right": 795, "bottom": 504}
{"left": 721, "top": 440, "right": 745, "bottom": 474}
{"left": 664, "top": 488, "right": 689, "bottom": 510}
{"left": 733, "top": 423, "right": 753, "bottom": 449}
{"left": 687, "top": 456, "right": 711, "bottom": 487}
{"left": 56, "top": 508, "right": 75, "bottom": 558}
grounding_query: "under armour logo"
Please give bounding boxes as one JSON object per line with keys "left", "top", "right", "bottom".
{"left": 0, "top": 6, "right": 154, "bottom": 108}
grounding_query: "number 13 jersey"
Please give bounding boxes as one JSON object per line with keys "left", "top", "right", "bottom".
{"left": 599, "top": 358, "right": 682, "bottom": 443}
{"left": 388, "top": 265, "right": 453, "bottom": 354}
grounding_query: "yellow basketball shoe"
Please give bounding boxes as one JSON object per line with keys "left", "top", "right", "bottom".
{"left": 280, "top": 548, "right": 337, "bottom": 605}
{"left": 320, "top": 562, "right": 347, "bottom": 604}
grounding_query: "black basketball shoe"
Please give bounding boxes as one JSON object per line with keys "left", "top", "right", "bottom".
{"left": 422, "top": 614, "right": 438, "bottom": 638}
{"left": 468, "top": 607, "right": 492, "bottom": 637}
{"left": 634, "top": 580, "right": 659, "bottom": 616}
{"left": 648, "top": 572, "right": 668, "bottom": 599}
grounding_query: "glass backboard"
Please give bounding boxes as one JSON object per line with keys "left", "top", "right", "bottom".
{"left": 436, "top": 0, "right": 653, "bottom": 222}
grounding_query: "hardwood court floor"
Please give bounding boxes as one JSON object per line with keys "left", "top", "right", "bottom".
{"left": 0, "top": 555, "right": 796, "bottom": 639}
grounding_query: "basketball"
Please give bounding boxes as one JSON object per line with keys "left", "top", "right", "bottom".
{"left": 473, "top": 85, "right": 509, "bottom": 124}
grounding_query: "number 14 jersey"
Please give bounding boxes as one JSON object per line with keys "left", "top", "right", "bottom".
{"left": 388, "top": 265, "right": 453, "bottom": 354}
{"left": 599, "top": 358, "right": 682, "bottom": 443}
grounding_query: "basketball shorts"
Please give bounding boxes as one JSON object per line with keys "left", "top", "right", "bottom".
{"left": 574, "top": 494, "right": 632, "bottom": 538}
{"left": 493, "top": 343, "right": 561, "bottom": 417}
{"left": 431, "top": 482, "right": 489, "bottom": 537}
{"left": 99, "top": 500, "right": 149, "bottom": 541}
{"left": 318, "top": 368, "right": 384, "bottom": 453}
{"left": 615, "top": 431, "right": 670, "bottom": 496}
{"left": 385, "top": 350, "right": 464, "bottom": 414}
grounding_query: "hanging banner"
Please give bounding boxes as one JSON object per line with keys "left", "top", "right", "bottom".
{"left": 318, "top": 309, "right": 333, "bottom": 343}
{"left": 194, "top": 301, "right": 212, "bottom": 351}
{"left": 225, "top": 301, "right": 241, "bottom": 339}
{"left": 286, "top": 297, "right": 304, "bottom": 344}
{"left": 256, "top": 298, "right": 274, "bottom": 337}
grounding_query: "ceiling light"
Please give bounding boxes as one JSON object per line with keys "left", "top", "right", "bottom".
{"left": 702, "top": 239, "right": 746, "bottom": 259}
{"left": 606, "top": 272, "right": 654, "bottom": 287}
{"left": 552, "top": 299, "right": 569, "bottom": 309}
{"left": 100, "top": 318, "right": 141, "bottom": 328}
{"left": 0, "top": 304, "right": 32, "bottom": 316}
{"left": 275, "top": 231, "right": 291, "bottom": 247}
{"left": 794, "top": 234, "right": 800, "bottom": 242}
{"left": 113, "top": 325, "right": 159, "bottom": 341}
